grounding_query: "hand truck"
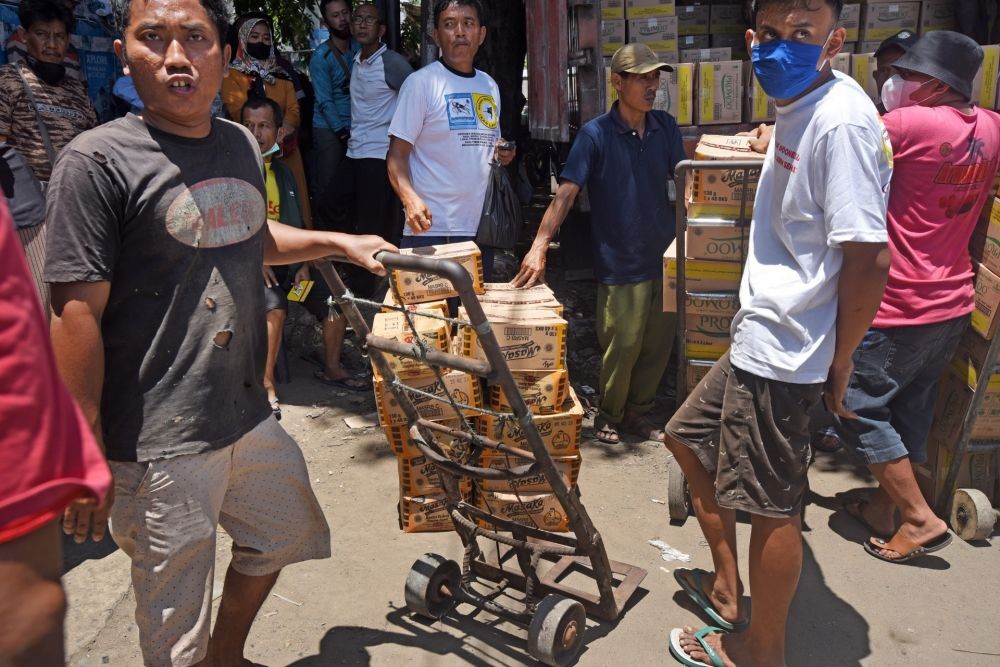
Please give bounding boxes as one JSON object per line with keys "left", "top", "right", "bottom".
{"left": 313, "top": 252, "right": 647, "bottom": 666}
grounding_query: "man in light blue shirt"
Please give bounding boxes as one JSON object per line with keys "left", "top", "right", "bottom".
{"left": 309, "top": 0, "right": 359, "bottom": 229}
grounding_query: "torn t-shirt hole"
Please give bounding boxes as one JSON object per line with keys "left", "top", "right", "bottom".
{"left": 213, "top": 330, "right": 233, "bottom": 349}
{"left": 205, "top": 297, "right": 216, "bottom": 310}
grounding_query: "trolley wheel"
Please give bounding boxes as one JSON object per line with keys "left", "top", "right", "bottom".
{"left": 950, "top": 489, "right": 996, "bottom": 542}
{"left": 667, "top": 457, "right": 691, "bottom": 522}
{"left": 404, "top": 553, "right": 461, "bottom": 619}
{"left": 527, "top": 594, "right": 587, "bottom": 667}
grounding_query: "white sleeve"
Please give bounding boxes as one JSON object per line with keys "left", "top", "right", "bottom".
{"left": 816, "top": 123, "right": 890, "bottom": 247}
{"left": 388, "top": 72, "right": 425, "bottom": 145}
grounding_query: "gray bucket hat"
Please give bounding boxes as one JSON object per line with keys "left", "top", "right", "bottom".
{"left": 894, "top": 31, "right": 983, "bottom": 101}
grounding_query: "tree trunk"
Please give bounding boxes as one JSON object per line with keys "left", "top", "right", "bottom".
{"left": 475, "top": 1, "right": 527, "bottom": 142}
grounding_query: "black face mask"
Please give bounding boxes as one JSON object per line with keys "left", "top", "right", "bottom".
{"left": 331, "top": 26, "right": 351, "bottom": 40}
{"left": 246, "top": 42, "right": 271, "bottom": 60}
{"left": 26, "top": 55, "right": 66, "bottom": 85}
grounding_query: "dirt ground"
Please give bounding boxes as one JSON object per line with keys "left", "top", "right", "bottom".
{"left": 61, "top": 255, "right": 1000, "bottom": 666}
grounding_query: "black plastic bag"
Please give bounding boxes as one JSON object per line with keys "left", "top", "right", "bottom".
{"left": 476, "top": 160, "right": 522, "bottom": 250}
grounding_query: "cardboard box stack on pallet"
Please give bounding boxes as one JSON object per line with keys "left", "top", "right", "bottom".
{"left": 377, "top": 241, "right": 485, "bottom": 533}
{"left": 917, "top": 194, "right": 1000, "bottom": 509}
{"left": 663, "top": 135, "right": 765, "bottom": 391}
{"left": 458, "top": 283, "right": 584, "bottom": 533}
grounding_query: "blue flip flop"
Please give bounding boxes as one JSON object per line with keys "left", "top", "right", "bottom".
{"left": 674, "top": 568, "right": 749, "bottom": 632}
{"left": 669, "top": 626, "right": 726, "bottom": 667}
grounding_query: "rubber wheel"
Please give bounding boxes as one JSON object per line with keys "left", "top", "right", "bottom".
{"left": 404, "top": 553, "right": 461, "bottom": 619}
{"left": 950, "top": 488, "right": 996, "bottom": 542}
{"left": 667, "top": 456, "right": 691, "bottom": 522}
{"left": 527, "top": 595, "right": 587, "bottom": 666}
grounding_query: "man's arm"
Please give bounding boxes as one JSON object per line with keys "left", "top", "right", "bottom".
{"left": 50, "top": 281, "right": 112, "bottom": 543}
{"left": 824, "top": 241, "right": 891, "bottom": 417}
{"left": 510, "top": 181, "right": 581, "bottom": 288}
{"left": 264, "top": 221, "right": 397, "bottom": 276}
{"left": 386, "top": 135, "right": 432, "bottom": 234}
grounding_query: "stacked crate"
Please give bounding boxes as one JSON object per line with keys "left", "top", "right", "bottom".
{"left": 376, "top": 241, "right": 485, "bottom": 533}
{"left": 664, "top": 134, "right": 765, "bottom": 392}
{"left": 458, "top": 283, "right": 585, "bottom": 533}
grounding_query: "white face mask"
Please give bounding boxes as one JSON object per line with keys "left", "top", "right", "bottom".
{"left": 880, "top": 74, "right": 940, "bottom": 112}
{"left": 261, "top": 142, "right": 280, "bottom": 157}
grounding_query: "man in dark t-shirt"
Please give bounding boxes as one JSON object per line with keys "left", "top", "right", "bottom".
{"left": 513, "top": 44, "right": 685, "bottom": 445}
{"left": 43, "top": 0, "right": 396, "bottom": 664}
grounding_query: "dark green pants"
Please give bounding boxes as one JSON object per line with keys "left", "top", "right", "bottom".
{"left": 597, "top": 278, "right": 677, "bottom": 424}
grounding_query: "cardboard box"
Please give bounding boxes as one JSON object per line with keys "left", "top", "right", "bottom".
{"left": 687, "top": 134, "right": 764, "bottom": 218}
{"left": 383, "top": 417, "right": 468, "bottom": 458}
{"left": 686, "top": 219, "right": 749, "bottom": 262}
{"left": 628, "top": 16, "right": 678, "bottom": 56}
{"left": 685, "top": 323, "right": 731, "bottom": 349}
{"left": 371, "top": 311, "right": 451, "bottom": 380}
{"left": 687, "top": 359, "right": 715, "bottom": 392}
{"left": 626, "top": 0, "right": 675, "bottom": 17}
{"left": 930, "top": 360, "right": 1000, "bottom": 442}
{"left": 460, "top": 308, "right": 567, "bottom": 371}
{"left": 477, "top": 389, "right": 584, "bottom": 457}
{"left": 375, "top": 370, "right": 483, "bottom": 427}
{"left": 696, "top": 61, "right": 743, "bottom": 125}
{"left": 743, "top": 67, "right": 775, "bottom": 123}
{"left": 919, "top": 0, "right": 956, "bottom": 34}
{"left": 709, "top": 4, "right": 746, "bottom": 34}
{"left": 479, "top": 454, "right": 582, "bottom": 494}
{"left": 399, "top": 453, "right": 473, "bottom": 496}
{"left": 602, "top": 0, "right": 625, "bottom": 19}
{"left": 839, "top": 3, "right": 861, "bottom": 41}
{"left": 971, "top": 45, "right": 1000, "bottom": 111}
{"left": 677, "top": 4, "right": 709, "bottom": 35}
{"left": 711, "top": 33, "right": 749, "bottom": 57}
{"left": 831, "top": 52, "right": 852, "bottom": 74}
{"left": 607, "top": 62, "right": 694, "bottom": 124}
{"left": 843, "top": 42, "right": 858, "bottom": 54}
{"left": 860, "top": 1, "right": 920, "bottom": 43}
{"left": 972, "top": 260, "right": 1000, "bottom": 340}
{"left": 678, "top": 34, "right": 711, "bottom": 50}
{"left": 480, "top": 283, "right": 562, "bottom": 314}
{"left": 685, "top": 334, "right": 729, "bottom": 360}
{"left": 686, "top": 292, "right": 740, "bottom": 317}
{"left": 399, "top": 494, "right": 456, "bottom": 533}
{"left": 663, "top": 240, "right": 743, "bottom": 310}
{"left": 390, "top": 241, "right": 484, "bottom": 303}
{"left": 488, "top": 369, "right": 570, "bottom": 415}
{"left": 915, "top": 445, "right": 997, "bottom": 508}
{"left": 602, "top": 19, "right": 627, "bottom": 56}
{"left": 850, "top": 52, "right": 878, "bottom": 102}
{"left": 856, "top": 41, "right": 882, "bottom": 54}
{"left": 476, "top": 490, "right": 570, "bottom": 532}
{"left": 380, "top": 290, "right": 449, "bottom": 317}
{"left": 680, "top": 47, "right": 731, "bottom": 63}
{"left": 972, "top": 197, "right": 1000, "bottom": 277}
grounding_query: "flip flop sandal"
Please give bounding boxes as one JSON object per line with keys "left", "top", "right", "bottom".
{"left": 674, "top": 568, "right": 749, "bottom": 632}
{"left": 864, "top": 531, "right": 953, "bottom": 563}
{"left": 844, "top": 499, "right": 893, "bottom": 540}
{"left": 593, "top": 417, "right": 620, "bottom": 444}
{"left": 669, "top": 626, "right": 727, "bottom": 667}
{"left": 313, "top": 370, "right": 373, "bottom": 392}
{"left": 269, "top": 398, "right": 282, "bottom": 422}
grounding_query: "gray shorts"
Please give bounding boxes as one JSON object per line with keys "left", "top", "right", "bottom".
{"left": 665, "top": 351, "right": 822, "bottom": 518}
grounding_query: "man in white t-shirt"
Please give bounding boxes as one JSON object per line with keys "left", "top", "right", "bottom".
{"left": 386, "top": 0, "right": 501, "bottom": 278}
{"left": 665, "top": 1, "right": 892, "bottom": 665}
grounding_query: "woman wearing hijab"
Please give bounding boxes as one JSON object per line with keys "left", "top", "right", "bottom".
{"left": 223, "top": 15, "right": 312, "bottom": 228}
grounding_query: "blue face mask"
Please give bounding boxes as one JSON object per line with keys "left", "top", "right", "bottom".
{"left": 751, "top": 32, "right": 832, "bottom": 101}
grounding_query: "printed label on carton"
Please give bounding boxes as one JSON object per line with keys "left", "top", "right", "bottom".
{"left": 390, "top": 241, "right": 484, "bottom": 302}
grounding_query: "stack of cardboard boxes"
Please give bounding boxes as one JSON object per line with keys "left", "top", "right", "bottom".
{"left": 377, "top": 242, "right": 584, "bottom": 534}
{"left": 918, "top": 193, "right": 1000, "bottom": 509}
{"left": 663, "top": 135, "right": 765, "bottom": 391}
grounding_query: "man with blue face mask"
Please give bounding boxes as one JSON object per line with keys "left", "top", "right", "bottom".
{"left": 665, "top": 1, "right": 892, "bottom": 665}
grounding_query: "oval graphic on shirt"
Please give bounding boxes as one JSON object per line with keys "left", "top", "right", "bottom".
{"left": 165, "top": 178, "right": 266, "bottom": 248}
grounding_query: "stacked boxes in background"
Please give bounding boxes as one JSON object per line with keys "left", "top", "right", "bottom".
{"left": 917, "top": 196, "right": 1000, "bottom": 508}
{"left": 380, "top": 242, "right": 484, "bottom": 533}
{"left": 859, "top": 1, "right": 920, "bottom": 51}
{"left": 665, "top": 135, "right": 764, "bottom": 389}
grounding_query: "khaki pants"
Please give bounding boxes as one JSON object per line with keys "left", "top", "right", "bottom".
{"left": 596, "top": 278, "right": 677, "bottom": 424}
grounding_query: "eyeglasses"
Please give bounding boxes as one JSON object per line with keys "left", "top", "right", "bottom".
{"left": 352, "top": 15, "right": 378, "bottom": 26}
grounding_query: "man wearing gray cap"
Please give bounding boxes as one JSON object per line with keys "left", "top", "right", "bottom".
{"left": 837, "top": 31, "right": 1000, "bottom": 563}
{"left": 513, "top": 43, "right": 685, "bottom": 445}
{"left": 873, "top": 30, "right": 918, "bottom": 113}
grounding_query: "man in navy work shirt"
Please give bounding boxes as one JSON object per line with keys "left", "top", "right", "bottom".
{"left": 513, "top": 43, "right": 684, "bottom": 444}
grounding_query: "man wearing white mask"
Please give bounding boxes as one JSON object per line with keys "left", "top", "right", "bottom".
{"left": 665, "top": 0, "right": 893, "bottom": 665}
{"left": 836, "top": 31, "right": 1000, "bottom": 563}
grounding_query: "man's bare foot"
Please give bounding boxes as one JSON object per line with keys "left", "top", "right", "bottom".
{"left": 870, "top": 517, "right": 949, "bottom": 560}
{"left": 676, "top": 626, "right": 749, "bottom": 667}
{"left": 676, "top": 569, "right": 744, "bottom": 626}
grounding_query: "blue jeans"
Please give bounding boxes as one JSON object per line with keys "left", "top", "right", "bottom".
{"left": 835, "top": 315, "right": 967, "bottom": 465}
{"left": 400, "top": 234, "right": 495, "bottom": 282}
